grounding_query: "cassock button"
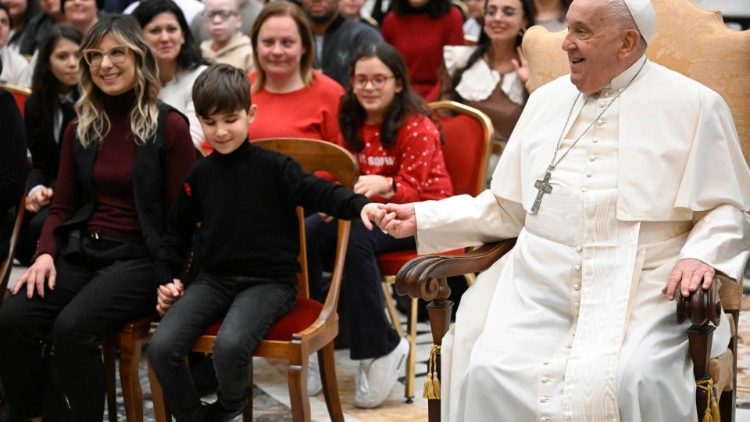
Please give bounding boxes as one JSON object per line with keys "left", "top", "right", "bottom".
{"left": 541, "top": 377, "right": 550, "bottom": 384}
{"left": 596, "top": 119, "right": 606, "bottom": 127}
{"left": 574, "top": 283, "right": 581, "bottom": 290}
{"left": 586, "top": 172, "right": 592, "bottom": 178}
{"left": 540, "top": 395, "right": 550, "bottom": 403}
{"left": 574, "top": 265, "right": 581, "bottom": 271}
{"left": 543, "top": 360, "right": 550, "bottom": 366}
{"left": 575, "top": 246, "right": 582, "bottom": 252}
{"left": 574, "top": 302, "right": 580, "bottom": 308}
{"left": 589, "top": 155, "right": 597, "bottom": 162}
{"left": 541, "top": 418, "right": 552, "bottom": 422}
{"left": 592, "top": 138, "right": 600, "bottom": 143}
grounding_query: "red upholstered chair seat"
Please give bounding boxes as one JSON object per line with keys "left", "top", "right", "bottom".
{"left": 203, "top": 298, "right": 323, "bottom": 341}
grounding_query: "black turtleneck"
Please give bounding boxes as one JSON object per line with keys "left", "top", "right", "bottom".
{"left": 156, "top": 140, "right": 370, "bottom": 285}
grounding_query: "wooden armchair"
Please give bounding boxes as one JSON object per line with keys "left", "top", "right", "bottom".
{"left": 395, "top": 1, "right": 750, "bottom": 421}
{"left": 148, "top": 138, "right": 358, "bottom": 422}
{"left": 0, "top": 152, "right": 32, "bottom": 301}
{"left": 379, "top": 100, "right": 493, "bottom": 402}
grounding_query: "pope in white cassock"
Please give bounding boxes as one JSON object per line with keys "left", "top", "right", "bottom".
{"left": 360, "top": 0, "right": 750, "bottom": 420}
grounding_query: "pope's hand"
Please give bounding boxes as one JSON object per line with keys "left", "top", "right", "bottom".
{"left": 157, "top": 279, "right": 184, "bottom": 316}
{"left": 377, "top": 203, "right": 417, "bottom": 238}
{"left": 12, "top": 253, "right": 56, "bottom": 299}
{"left": 662, "top": 258, "right": 715, "bottom": 300}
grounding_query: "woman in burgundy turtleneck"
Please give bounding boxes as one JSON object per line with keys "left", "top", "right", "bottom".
{"left": 0, "top": 16, "right": 195, "bottom": 422}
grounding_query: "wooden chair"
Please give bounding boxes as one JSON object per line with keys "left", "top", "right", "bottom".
{"left": 148, "top": 138, "right": 358, "bottom": 422}
{"left": 0, "top": 152, "right": 31, "bottom": 301}
{"left": 379, "top": 100, "right": 492, "bottom": 402}
{"left": 0, "top": 83, "right": 31, "bottom": 117}
{"left": 395, "top": 1, "right": 750, "bottom": 421}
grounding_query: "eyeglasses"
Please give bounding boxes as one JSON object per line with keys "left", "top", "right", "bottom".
{"left": 82, "top": 46, "right": 129, "bottom": 67}
{"left": 485, "top": 5, "right": 519, "bottom": 18}
{"left": 351, "top": 74, "right": 395, "bottom": 90}
{"left": 204, "top": 10, "right": 239, "bottom": 21}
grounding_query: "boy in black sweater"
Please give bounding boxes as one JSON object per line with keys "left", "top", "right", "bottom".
{"left": 148, "top": 64, "right": 376, "bottom": 422}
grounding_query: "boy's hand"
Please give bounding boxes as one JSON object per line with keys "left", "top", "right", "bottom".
{"left": 361, "top": 203, "right": 387, "bottom": 230}
{"left": 377, "top": 203, "right": 417, "bottom": 238}
{"left": 157, "top": 279, "right": 184, "bottom": 316}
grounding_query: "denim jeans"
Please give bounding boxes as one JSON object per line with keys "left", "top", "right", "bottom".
{"left": 148, "top": 273, "right": 297, "bottom": 422}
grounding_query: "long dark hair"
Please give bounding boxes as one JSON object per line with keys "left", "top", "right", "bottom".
{"left": 339, "top": 42, "right": 431, "bottom": 151}
{"left": 6, "top": 0, "right": 39, "bottom": 47}
{"left": 390, "top": 0, "right": 451, "bottom": 18}
{"left": 450, "top": 0, "right": 534, "bottom": 100}
{"left": 131, "top": 0, "right": 205, "bottom": 71}
{"left": 31, "top": 25, "right": 82, "bottom": 133}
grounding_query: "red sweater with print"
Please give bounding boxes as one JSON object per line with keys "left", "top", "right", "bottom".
{"left": 343, "top": 114, "right": 452, "bottom": 203}
{"left": 381, "top": 8, "right": 464, "bottom": 101}
{"left": 247, "top": 71, "right": 344, "bottom": 143}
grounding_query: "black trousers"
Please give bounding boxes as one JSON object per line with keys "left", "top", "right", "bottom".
{"left": 148, "top": 273, "right": 296, "bottom": 422}
{"left": 0, "top": 236, "right": 156, "bottom": 422}
{"left": 305, "top": 216, "right": 413, "bottom": 360}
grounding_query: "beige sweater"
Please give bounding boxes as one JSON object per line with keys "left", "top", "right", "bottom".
{"left": 200, "top": 33, "right": 254, "bottom": 71}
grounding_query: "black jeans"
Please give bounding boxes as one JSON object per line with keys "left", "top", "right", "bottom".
{"left": 0, "top": 236, "right": 156, "bottom": 422}
{"left": 148, "top": 273, "right": 297, "bottom": 422}
{"left": 305, "top": 216, "right": 413, "bottom": 360}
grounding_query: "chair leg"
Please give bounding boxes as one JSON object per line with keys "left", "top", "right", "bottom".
{"left": 148, "top": 361, "right": 171, "bottom": 422}
{"left": 287, "top": 357, "right": 311, "bottom": 422}
{"left": 119, "top": 329, "right": 146, "bottom": 422}
{"left": 242, "top": 358, "right": 253, "bottom": 422}
{"left": 382, "top": 282, "right": 405, "bottom": 337}
{"left": 103, "top": 336, "right": 118, "bottom": 422}
{"left": 404, "top": 297, "right": 418, "bottom": 403}
{"left": 318, "top": 343, "right": 344, "bottom": 422}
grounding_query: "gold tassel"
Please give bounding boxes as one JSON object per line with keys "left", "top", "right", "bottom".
{"left": 697, "top": 378, "right": 721, "bottom": 422}
{"left": 423, "top": 345, "right": 441, "bottom": 400}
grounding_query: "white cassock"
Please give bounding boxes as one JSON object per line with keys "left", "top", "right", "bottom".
{"left": 414, "top": 55, "right": 750, "bottom": 422}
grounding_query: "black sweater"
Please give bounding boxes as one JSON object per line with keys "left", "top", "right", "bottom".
{"left": 156, "top": 140, "right": 370, "bottom": 285}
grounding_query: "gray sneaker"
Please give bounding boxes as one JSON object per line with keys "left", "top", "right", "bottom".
{"left": 354, "top": 337, "right": 409, "bottom": 408}
{"left": 307, "top": 353, "right": 323, "bottom": 396}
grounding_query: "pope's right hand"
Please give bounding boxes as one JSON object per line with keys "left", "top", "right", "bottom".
{"left": 157, "top": 279, "right": 184, "bottom": 316}
{"left": 12, "top": 253, "right": 56, "bottom": 299}
{"left": 26, "top": 187, "right": 54, "bottom": 213}
{"left": 376, "top": 203, "right": 417, "bottom": 238}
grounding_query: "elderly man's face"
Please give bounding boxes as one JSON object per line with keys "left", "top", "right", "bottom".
{"left": 562, "top": 0, "right": 628, "bottom": 94}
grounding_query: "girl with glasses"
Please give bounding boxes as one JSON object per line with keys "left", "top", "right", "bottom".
{"left": 0, "top": 15, "right": 195, "bottom": 421}
{"left": 133, "top": 0, "right": 208, "bottom": 150}
{"left": 305, "top": 42, "right": 452, "bottom": 409}
{"left": 16, "top": 25, "right": 82, "bottom": 266}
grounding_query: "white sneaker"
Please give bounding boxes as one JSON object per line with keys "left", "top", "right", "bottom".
{"left": 307, "top": 353, "right": 323, "bottom": 396}
{"left": 355, "top": 337, "right": 408, "bottom": 408}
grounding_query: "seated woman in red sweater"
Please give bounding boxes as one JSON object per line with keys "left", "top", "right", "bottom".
{"left": 306, "top": 42, "right": 452, "bottom": 409}
{"left": 381, "top": 0, "right": 464, "bottom": 101}
{"left": 247, "top": 1, "right": 343, "bottom": 142}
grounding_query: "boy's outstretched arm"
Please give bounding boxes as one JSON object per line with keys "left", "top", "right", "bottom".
{"left": 361, "top": 203, "right": 417, "bottom": 239}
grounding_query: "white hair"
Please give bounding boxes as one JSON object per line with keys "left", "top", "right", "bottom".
{"left": 607, "top": 0, "right": 647, "bottom": 51}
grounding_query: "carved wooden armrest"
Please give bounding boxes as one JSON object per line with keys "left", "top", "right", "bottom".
{"left": 395, "top": 239, "right": 517, "bottom": 302}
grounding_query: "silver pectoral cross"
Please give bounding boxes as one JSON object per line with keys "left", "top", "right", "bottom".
{"left": 530, "top": 171, "right": 553, "bottom": 215}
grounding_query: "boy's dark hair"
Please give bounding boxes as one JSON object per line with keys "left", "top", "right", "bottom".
{"left": 192, "top": 63, "right": 252, "bottom": 118}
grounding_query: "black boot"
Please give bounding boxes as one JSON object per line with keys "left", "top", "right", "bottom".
{"left": 205, "top": 399, "right": 247, "bottom": 422}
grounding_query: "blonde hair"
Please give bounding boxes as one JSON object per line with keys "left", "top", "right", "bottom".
{"left": 250, "top": 1, "right": 315, "bottom": 92}
{"left": 76, "top": 15, "right": 161, "bottom": 147}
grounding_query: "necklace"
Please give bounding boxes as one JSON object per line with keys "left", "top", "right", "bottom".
{"left": 530, "top": 59, "right": 647, "bottom": 215}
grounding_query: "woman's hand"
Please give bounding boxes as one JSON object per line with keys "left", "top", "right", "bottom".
{"left": 157, "top": 279, "right": 184, "bottom": 316}
{"left": 511, "top": 46, "right": 530, "bottom": 85}
{"left": 354, "top": 175, "right": 394, "bottom": 198}
{"left": 12, "top": 253, "right": 56, "bottom": 299}
{"left": 26, "top": 187, "right": 54, "bottom": 213}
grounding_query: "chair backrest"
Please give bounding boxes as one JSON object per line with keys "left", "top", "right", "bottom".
{"left": 252, "top": 138, "right": 359, "bottom": 312}
{"left": 0, "top": 151, "right": 32, "bottom": 301}
{"left": 522, "top": 0, "right": 750, "bottom": 163}
{"left": 429, "top": 101, "right": 494, "bottom": 197}
{"left": 0, "top": 82, "right": 31, "bottom": 117}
